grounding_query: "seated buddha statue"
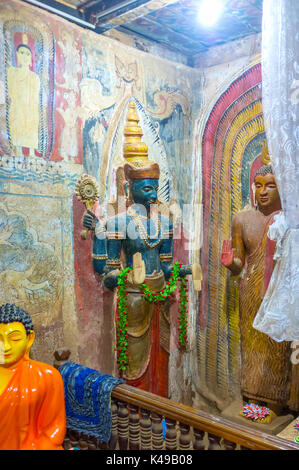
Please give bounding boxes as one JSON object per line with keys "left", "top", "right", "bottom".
{"left": 0, "top": 303, "right": 66, "bottom": 450}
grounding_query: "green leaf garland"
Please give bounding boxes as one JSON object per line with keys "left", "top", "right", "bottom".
{"left": 116, "top": 267, "right": 130, "bottom": 371}
{"left": 116, "top": 262, "right": 188, "bottom": 372}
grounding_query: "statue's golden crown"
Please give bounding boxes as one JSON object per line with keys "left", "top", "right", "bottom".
{"left": 123, "top": 100, "right": 160, "bottom": 180}
{"left": 123, "top": 101, "right": 149, "bottom": 167}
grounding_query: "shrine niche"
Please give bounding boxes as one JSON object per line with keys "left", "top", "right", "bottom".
{"left": 198, "top": 62, "right": 299, "bottom": 429}
{"left": 1, "top": 13, "right": 55, "bottom": 159}
{"left": 199, "top": 64, "right": 265, "bottom": 405}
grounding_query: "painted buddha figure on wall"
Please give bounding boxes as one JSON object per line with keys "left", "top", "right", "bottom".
{"left": 7, "top": 33, "right": 40, "bottom": 157}
{"left": 83, "top": 101, "right": 200, "bottom": 397}
{"left": 221, "top": 142, "right": 298, "bottom": 421}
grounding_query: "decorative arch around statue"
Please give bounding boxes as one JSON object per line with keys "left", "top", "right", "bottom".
{"left": 196, "top": 62, "right": 271, "bottom": 409}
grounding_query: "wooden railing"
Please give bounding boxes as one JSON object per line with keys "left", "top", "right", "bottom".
{"left": 54, "top": 350, "right": 298, "bottom": 451}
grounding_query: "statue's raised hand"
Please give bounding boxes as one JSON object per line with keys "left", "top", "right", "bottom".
{"left": 127, "top": 252, "right": 146, "bottom": 286}
{"left": 221, "top": 239, "right": 234, "bottom": 267}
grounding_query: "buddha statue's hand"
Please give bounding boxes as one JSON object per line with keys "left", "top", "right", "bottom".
{"left": 221, "top": 239, "right": 235, "bottom": 267}
{"left": 82, "top": 210, "right": 98, "bottom": 231}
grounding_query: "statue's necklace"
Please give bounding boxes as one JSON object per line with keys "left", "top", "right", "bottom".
{"left": 128, "top": 207, "right": 162, "bottom": 248}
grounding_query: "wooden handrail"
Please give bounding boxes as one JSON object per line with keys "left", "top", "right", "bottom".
{"left": 111, "top": 383, "right": 298, "bottom": 450}
{"left": 54, "top": 350, "right": 298, "bottom": 451}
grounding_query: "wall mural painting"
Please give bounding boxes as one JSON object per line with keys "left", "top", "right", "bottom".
{"left": 0, "top": 204, "right": 62, "bottom": 326}
{"left": 54, "top": 28, "right": 83, "bottom": 164}
{"left": 199, "top": 64, "right": 266, "bottom": 408}
{"left": 1, "top": 17, "right": 55, "bottom": 160}
{"left": 80, "top": 43, "right": 190, "bottom": 208}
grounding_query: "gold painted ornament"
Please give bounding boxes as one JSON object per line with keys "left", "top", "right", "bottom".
{"left": 75, "top": 174, "right": 99, "bottom": 239}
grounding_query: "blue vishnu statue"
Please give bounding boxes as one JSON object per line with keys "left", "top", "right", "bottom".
{"left": 82, "top": 101, "right": 199, "bottom": 397}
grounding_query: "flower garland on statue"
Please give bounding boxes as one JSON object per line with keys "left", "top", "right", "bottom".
{"left": 116, "top": 262, "right": 188, "bottom": 371}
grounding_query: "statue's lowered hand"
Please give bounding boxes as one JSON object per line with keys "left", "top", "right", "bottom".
{"left": 221, "top": 239, "right": 234, "bottom": 267}
{"left": 191, "top": 263, "right": 202, "bottom": 291}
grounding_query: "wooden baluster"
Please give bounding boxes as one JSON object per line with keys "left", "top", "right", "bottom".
{"left": 78, "top": 433, "right": 89, "bottom": 450}
{"left": 165, "top": 417, "right": 177, "bottom": 450}
{"left": 86, "top": 435, "right": 98, "bottom": 450}
{"left": 117, "top": 400, "right": 129, "bottom": 450}
{"left": 109, "top": 398, "right": 118, "bottom": 450}
{"left": 151, "top": 412, "right": 164, "bottom": 450}
{"left": 179, "top": 423, "right": 191, "bottom": 450}
{"left": 207, "top": 433, "right": 221, "bottom": 450}
{"left": 128, "top": 404, "right": 140, "bottom": 450}
{"left": 223, "top": 439, "right": 237, "bottom": 450}
{"left": 140, "top": 408, "right": 152, "bottom": 449}
{"left": 193, "top": 428, "right": 206, "bottom": 450}
{"left": 63, "top": 431, "right": 72, "bottom": 450}
{"left": 68, "top": 429, "right": 80, "bottom": 449}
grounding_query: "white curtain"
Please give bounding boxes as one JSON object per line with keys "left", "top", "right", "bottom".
{"left": 253, "top": 0, "right": 299, "bottom": 341}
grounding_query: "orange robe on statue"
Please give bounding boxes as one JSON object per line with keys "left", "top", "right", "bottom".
{"left": 0, "top": 358, "right": 66, "bottom": 450}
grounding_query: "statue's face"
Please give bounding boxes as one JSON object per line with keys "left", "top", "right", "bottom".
{"left": 0, "top": 322, "right": 34, "bottom": 368}
{"left": 16, "top": 46, "right": 32, "bottom": 68}
{"left": 254, "top": 173, "right": 281, "bottom": 211}
{"left": 131, "top": 178, "right": 159, "bottom": 210}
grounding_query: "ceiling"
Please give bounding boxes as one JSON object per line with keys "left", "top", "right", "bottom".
{"left": 24, "top": 0, "right": 263, "bottom": 63}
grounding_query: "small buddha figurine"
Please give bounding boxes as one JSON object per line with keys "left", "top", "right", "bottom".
{"left": 0, "top": 303, "right": 66, "bottom": 450}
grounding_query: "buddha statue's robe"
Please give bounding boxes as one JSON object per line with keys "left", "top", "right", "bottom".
{"left": 239, "top": 213, "right": 291, "bottom": 406}
{"left": 0, "top": 357, "right": 66, "bottom": 450}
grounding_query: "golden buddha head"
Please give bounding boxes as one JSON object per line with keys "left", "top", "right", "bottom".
{"left": 0, "top": 304, "right": 35, "bottom": 368}
{"left": 254, "top": 165, "right": 281, "bottom": 213}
